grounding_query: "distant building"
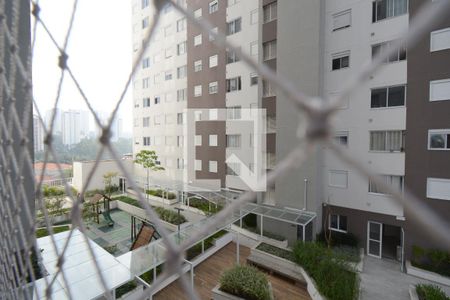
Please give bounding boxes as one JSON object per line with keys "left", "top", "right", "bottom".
{"left": 45, "top": 109, "right": 90, "bottom": 146}
{"left": 33, "top": 115, "right": 45, "bottom": 152}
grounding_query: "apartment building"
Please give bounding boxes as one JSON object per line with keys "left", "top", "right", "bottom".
{"left": 405, "top": 0, "right": 450, "bottom": 255}
{"left": 33, "top": 115, "right": 45, "bottom": 152}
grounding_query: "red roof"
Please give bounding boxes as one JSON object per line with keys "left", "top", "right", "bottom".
{"left": 34, "top": 162, "right": 72, "bottom": 171}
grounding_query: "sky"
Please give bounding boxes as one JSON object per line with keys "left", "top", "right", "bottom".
{"left": 32, "top": 0, "right": 133, "bottom": 134}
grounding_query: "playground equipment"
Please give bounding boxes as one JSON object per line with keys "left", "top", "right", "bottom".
{"left": 90, "top": 193, "right": 115, "bottom": 227}
{"left": 130, "top": 216, "right": 160, "bottom": 250}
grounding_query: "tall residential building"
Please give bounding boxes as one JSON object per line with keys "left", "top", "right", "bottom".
{"left": 132, "top": 0, "right": 450, "bottom": 261}
{"left": 61, "top": 109, "right": 90, "bottom": 146}
{"left": 33, "top": 115, "right": 45, "bottom": 152}
{"left": 44, "top": 108, "right": 63, "bottom": 136}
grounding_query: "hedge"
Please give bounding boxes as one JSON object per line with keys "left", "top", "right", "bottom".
{"left": 146, "top": 189, "right": 176, "bottom": 200}
{"left": 293, "top": 242, "right": 359, "bottom": 300}
{"left": 256, "top": 243, "right": 294, "bottom": 261}
{"left": 188, "top": 197, "right": 223, "bottom": 215}
{"left": 316, "top": 229, "right": 359, "bottom": 248}
{"left": 36, "top": 226, "right": 70, "bottom": 238}
{"left": 220, "top": 265, "right": 271, "bottom": 300}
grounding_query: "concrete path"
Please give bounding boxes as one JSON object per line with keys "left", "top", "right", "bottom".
{"left": 360, "top": 256, "right": 450, "bottom": 300}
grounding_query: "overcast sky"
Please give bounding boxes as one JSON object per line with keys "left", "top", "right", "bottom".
{"left": 32, "top": 0, "right": 133, "bottom": 134}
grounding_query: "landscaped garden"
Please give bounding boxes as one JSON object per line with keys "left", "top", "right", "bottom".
{"left": 186, "top": 230, "right": 228, "bottom": 260}
{"left": 238, "top": 214, "right": 286, "bottom": 241}
{"left": 187, "top": 197, "right": 223, "bottom": 215}
{"left": 146, "top": 189, "right": 177, "bottom": 200}
{"left": 36, "top": 225, "right": 70, "bottom": 238}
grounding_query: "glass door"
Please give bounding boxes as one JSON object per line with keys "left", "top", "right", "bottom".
{"left": 367, "top": 221, "right": 382, "bottom": 258}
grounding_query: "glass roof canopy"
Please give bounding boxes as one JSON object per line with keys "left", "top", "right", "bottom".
{"left": 30, "top": 203, "right": 315, "bottom": 298}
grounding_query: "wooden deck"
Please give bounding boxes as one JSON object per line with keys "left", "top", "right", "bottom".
{"left": 154, "top": 242, "right": 310, "bottom": 300}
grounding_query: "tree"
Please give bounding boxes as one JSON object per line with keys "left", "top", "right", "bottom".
{"left": 134, "top": 150, "right": 164, "bottom": 194}
{"left": 103, "top": 171, "right": 118, "bottom": 198}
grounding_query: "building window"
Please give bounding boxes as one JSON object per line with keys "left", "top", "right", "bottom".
{"left": 195, "top": 159, "right": 202, "bottom": 171}
{"left": 227, "top": 106, "right": 241, "bottom": 120}
{"left": 209, "top": 27, "right": 218, "bottom": 41}
{"left": 332, "top": 52, "right": 350, "bottom": 70}
{"left": 142, "top": 77, "right": 150, "bottom": 89}
{"left": 177, "top": 113, "right": 184, "bottom": 125}
{"left": 194, "top": 34, "right": 202, "bottom": 46}
{"left": 428, "top": 129, "right": 450, "bottom": 150}
{"left": 209, "top": 135, "right": 218, "bottom": 146}
{"left": 431, "top": 28, "right": 450, "bottom": 52}
{"left": 226, "top": 134, "right": 241, "bottom": 148}
{"left": 250, "top": 9, "right": 258, "bottom": 25}
{"left": 177, "top": 88, "right": 187, "bottom": 101}
{"left": 371, "top": 85, "right": 406, "bottom": 108}
{"left": 250, "top": 41, "right": 258, "bottom": 56}
{"left": 263, "top": 40, "right": 277, "bottom": 61}
{"left": 209, "top": 109, "right": 218, "bottom": 120}
{"left": 226, "top": 49, "right": 240, "bottom": 64}
{"left": 194, "top": 60, "right": 202, "bottom": 72}
{"left": 141, "top": 0, "right": 149, "bottom": 9}
{"left": 227, "top": 18, "right": 242, "bottom": 35}
{"left": 329, "top": 170, "right": 348, "bottom": 188}
{"left": 372, "top": 0, "right": 408, "bottom": 23}
{"left": 209, "top": 161, "right": 218, "bottom": 173}
{"left": 142, "top": 17, "right": 149, "bottom": 28}
{"left": 177, "top": 135, "right": 184, "bottom": 147}
{"left": 369, "top": 175, "right": 404, "bottom": 194}
{"left": 176, "top": 18, "right": 186, "bottom": 32}
{"left": 165, "top": 47, "right": 173, "bottom": 58}
{"left": 430, "top": 79, "right": 450, "bottom": 102}
{"left": 143, "top": 117, "right": 150, "bottom": 127}
{"left": 177, "top": 65, "right": 187, "bottom": 79}
{"left": 334, "top": 132, "right": 349, "bottom": 146}
{"left": 226, "top": 77, "right": 242, "bottom": 92}
{"left": 209, "top": 81, "right": 218, "bottom": 94}
{"left": 143, "top": 97, "right": 151, "bottom": 107}
{"left": 262, "top": 80, "right": 275, "bottom": 97}
{"left": 195, "top": 135, "right": 202, "bottom": 146}
{"left": 332, "top": 9, "right": 351, "bottom": 31}
{"left": 209, "top": 54, "right": 218, "bottom": 68}
{"left": 250, "top": 73, "right": 258, "bottom": 86}
{"left": 177, "top": 158, "right": 184, "bottom": 169}
{"left": 194, "top": 8, "right": 202, "bottom": 19}
{"left": 427, "top": 178, "right": 450, "bottom": 200}
{"left": 194, "top": 85, "right": 202, "bottom": 97}
{"left": 165, "top": 70, "right": 173, "bottom": 81}
{"left": 194, "top": 111, "right": 202, "bottom": 121}
{"left": 154, "top": 96, "right": 161, "bottom": 104}
{"left": 142, "top": 57, "right": 150, "bottom": 69}
{"left": 226, "top": 162, "right": 241, "bottom": 176}
{"left": 329, "top": 214, "right": 347, "bottom": 232}
{"left": 209, "top": 0, "right": 218, "bottom": 13}
{"left": 177, "top": 41, "right": 187, "bottom": 55}
{"left": 370, "top": 130, "right": 405, "bottom": 152}
{"left": 372, "top": 40, "right": 407, "bottom": 62}
{"left": 143, "top": 137, "right": 151, "bottom": 146}
{"left": 263, "top": 2, "right": 277, "bottom": 23}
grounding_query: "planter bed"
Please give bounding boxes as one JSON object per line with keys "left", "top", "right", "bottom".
{"left": 212, "top": 282, "right": 274, "bottom": 300}
{"left": 230, "top": 224, "right": 289, "bottom": 248}
{"left": 248, "top": 243, "right": 306, "bottom": 286}
{"left": 180, "top": 204, "right": 207, "bottom": 216}
{"left": 406, "top": 261, "right": 450, "bottom": 286}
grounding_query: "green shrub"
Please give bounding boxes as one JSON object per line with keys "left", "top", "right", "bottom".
{"left": 115, "top": 281, "right": 138, "bottom": 298}
{"left": 36, "top": 226, "right": 70, "bottom": 238}
{"left": 113, "top": 196, "right": 142, "bottom": 208}
{"left": 293, "top": 242, "right": 359, "bottom": 300}
{"left": 316, "top": 229, "right": 359, "bottom": 248}
{"left": 411, "top": 245, "right": 450, "bottom": 277}
{"left": 219, "top": 265, "right": 271, "bottom": 300}
{"left": 186, "top": 230, "right": 228, "bottom": 260}
{"left": 416, "top": 284, "right": 449, "bottom": 300}
{"left": 188, "top": 197, "right": 223, "bottom": 215}
{"left": 256, "top": 243, "right": 294, "bottom": 261}
{"left": 146, "top": 189, "right": 177, "bottom": 200}
{"left": 84, "top": 189, "right": 105, "bottom": 198}
{"left": 243, "top": 213, "right": 257, "bottom": 227}
{"left": 140, "top": 264, "right": 163, "bottom": 284}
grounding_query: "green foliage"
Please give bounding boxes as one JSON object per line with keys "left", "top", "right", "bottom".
{"left": 43, "top": 185, "right": 65, "bottom": 197}
{"left": 36, "top": 226, "right": 70, "bottom": 238}
{"left": 140, "top": 265, "right": 163, "bottom": 284}
{"left": 134, "top": 150, "right": 165, "bottom": 171}
{"left": 416, "top": 284, "right": 449, "bottom": 300}
{"left": 186, "top": 230, "right": 228, "bottom": 260}
{"left": 219, "top": 265, "right": 271, "bottom": 300}
{"left": 103, "top": 171, "right": 118, "bottom": 198}
{"left": 243, "top": 213, "right": 257, "bottom": 227}
{"left": 316, "top": 229, "right": 359, "bottom": 248}
{"left": 256, "top": 243, "right": 294, "bottom": 261}
{"left": 146, "top": 189, "right": 176, "bottom": 200}
{"left": 44, "top": 196, "right": 66, "bottom": 218}
{"left": 411, "top": 245, "right": 450, "bottom": 277}
{"left": 115, "top": 281, "right": 138, "bottom": 299}
{"left": 293, "top": 242, "right": 359, "bottom": 300}
{"left": 113, "top": 196, "right": 187, "bottom": 225}
{"left": 35, "top": 137, "right": 132, "bottom": 163}
{"left": 84, "top": 189, "right": 105, "bottom": 198}
{"left": 154, "top": 206, "right": 187, "bottom": 225}
{"left": 188, "top": 197, "right": 223, "bottom": 215}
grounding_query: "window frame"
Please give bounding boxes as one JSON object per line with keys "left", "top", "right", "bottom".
{"left": 263, "top": 2, "right": 277, "bottom": 24}
{"left": 428, "top": 129, "right": 450, "bottom": 150}
{"left": 369, "top": 130, "right": 405, "bottom": 152}
{"left": 209, "top": 81, "right": 218, "bottom": 94}
{"left": 368, "top": 175, "right": 404, "bottom": 195}
{"left": 226, "top": 77, "right": 242, "bottom": 93}
{"left": 328, "top": 170, "right": 348, "bottom": 189}
{"left": 370, "top": 85, "right": 406, "bottom": 108}
{"left": 263, "top": 40, "right": 277, "bottom": 61}
{"left": 227, "top": 18, "right": 242, "bottom": 35}
{"left": 331, "top": 52, "right": 350, "bottom": 71}
{"left": 329, "top": 214, "right": 348, "bottom": 233}
{"left": 332, "top": 9, "right": 351, "bottom": 31}
{"left": 226, "top": 134, "right": 242, "bottom": 148}
{"left": 430, "top": 27, "right": 450, "bottom": 52}
{"left": 372, "top": 0, "right": 408, "bottom": 23}
{"left": 209, "top": 0, "right": 219, "bottom": 14}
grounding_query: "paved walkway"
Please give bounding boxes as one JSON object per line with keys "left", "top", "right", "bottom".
{"left": 360, "top": 256, "right": 450, "bottom": 300}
